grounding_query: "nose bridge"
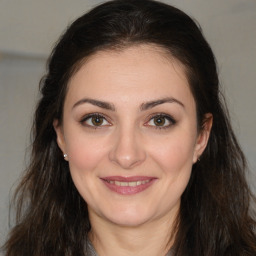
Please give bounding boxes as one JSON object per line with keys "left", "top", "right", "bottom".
{"left": 109, "top": 123, "right": 146, "bottom": 169}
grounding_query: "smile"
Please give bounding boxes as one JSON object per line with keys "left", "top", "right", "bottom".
{"left": 107, "top": 180, "right": 150, "bottom": 187}
{"left": 101, "top": 176, "right": 156, "bottom": 195}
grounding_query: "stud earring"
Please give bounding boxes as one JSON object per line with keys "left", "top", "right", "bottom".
{"left": 63, "top": 154, "right": 68, "bottom": 159}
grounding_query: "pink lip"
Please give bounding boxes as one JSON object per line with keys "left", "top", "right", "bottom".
{"left": 101, "top": 176, "right": 157, "bottom": 195}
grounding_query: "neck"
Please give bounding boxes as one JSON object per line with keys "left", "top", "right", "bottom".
{"left": 88, "top": 210, "right": 177, "bottom": 256}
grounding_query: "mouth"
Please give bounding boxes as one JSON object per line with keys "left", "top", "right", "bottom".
{"left": 101, "top": 176, "right": 157, "bottom": 195}
{"left": 106, "top": 179, "right": 151, "bottom": 187}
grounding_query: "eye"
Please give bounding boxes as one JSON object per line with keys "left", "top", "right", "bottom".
{"left": 146, "top": 114, "right": 176, "bottom": 129}
{"left": 81, "top": 113, "right": 111, "bottom": 127}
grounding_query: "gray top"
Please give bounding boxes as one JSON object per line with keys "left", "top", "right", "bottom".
{"left": 86, "top": 240, "right": 98, "bottom": 256}
{"left": 86, "top": 240, "right": 174, "bottom": 256}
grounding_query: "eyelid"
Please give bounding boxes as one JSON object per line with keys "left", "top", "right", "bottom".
{"left": 80, "top": 112, "right": 112, "bottom": 128}
{"left": 79, "top": 112, "right": 176, "bottom": 130}
{"left": 144, "top": 113, "right": 176, "bottom": 129}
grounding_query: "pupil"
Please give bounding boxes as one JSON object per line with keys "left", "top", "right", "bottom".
{"left": 154, "top": 117, "right": 165, "bottom": 126}
{"left": 92, "top": 116, "right": 103, "bottom": 126}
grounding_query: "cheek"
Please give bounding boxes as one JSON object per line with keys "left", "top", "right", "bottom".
{"left": 148, "top": 133, "right": 196, "bottom": 174}
{"left": 65, "top": 135, "right": 109, "bottom": 204}
{"left": 65, "top": 133, "right": 108, "bottom": 173}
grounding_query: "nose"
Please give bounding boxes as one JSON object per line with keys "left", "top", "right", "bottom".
{"left": 108, "top": 126, "right": 146, "bottom": 169}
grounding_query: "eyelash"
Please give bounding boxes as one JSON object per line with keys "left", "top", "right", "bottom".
{"left": 80, "top": 113, "right": 112, "bottom": 129}
{"left": 80, "top": 113, "right": 176, "bottom": 130}
{"left": 145, "top": 113, "right": 176, "bottom": 130}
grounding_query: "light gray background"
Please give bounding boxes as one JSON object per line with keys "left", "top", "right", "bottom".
{"left": 0, "top": 0, "right": 256, "bottom": 247}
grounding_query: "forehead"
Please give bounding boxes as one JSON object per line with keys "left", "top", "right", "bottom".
{"left": 66, "top": 44, "right": 194, "bottom": 109}
{"left": 69, "top": 44, "right": 189, "bottom": 85}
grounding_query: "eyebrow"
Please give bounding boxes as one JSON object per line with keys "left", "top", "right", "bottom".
{"left": 72, "top": 98, "right": 115, "bottom": 111}
{"left": 140, "top": 97, "right": 184, "bottom": 111}
{"left": 72, "top": 97, "right": 184, "bottom": 111}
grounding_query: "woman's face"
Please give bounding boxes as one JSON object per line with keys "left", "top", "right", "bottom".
{"left": 55, "top": 45, "right": 211, "bottom": 227}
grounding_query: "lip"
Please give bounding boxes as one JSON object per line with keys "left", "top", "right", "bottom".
{"left": 101, "top": 176, "right": 157, "bottom": 195}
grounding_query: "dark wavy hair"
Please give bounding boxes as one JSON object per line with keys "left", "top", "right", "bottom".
{"left": 3, "top": 0, "right": 256, "bottom": 255}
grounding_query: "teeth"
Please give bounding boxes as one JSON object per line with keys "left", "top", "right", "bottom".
{"left": 107, "top": 180, "right": 150, "bottom": 187}
{"left": 129, "top": 182, "right": 137, "bottom": 187}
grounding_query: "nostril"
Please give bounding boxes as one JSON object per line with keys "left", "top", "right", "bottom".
{"left": 109, "top": 144, "right": 146, "bottom": 169}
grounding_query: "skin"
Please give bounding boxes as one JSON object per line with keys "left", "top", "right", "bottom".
{"left": 54, "top": 45, "right": 212, "bottom": 256}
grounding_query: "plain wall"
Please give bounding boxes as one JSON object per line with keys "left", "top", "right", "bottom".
{"left": 0, "top": 55, "right": 45, "bottom": 245}
{"left": 0, "top": 0, "right": 255, "bottom": 247}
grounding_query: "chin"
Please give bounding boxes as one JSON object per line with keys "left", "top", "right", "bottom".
{"left": 109, "top": 215, "right": 150, "bottom": 227}
{"left": 102, "top": 206, "right": 158, "bottom": 227}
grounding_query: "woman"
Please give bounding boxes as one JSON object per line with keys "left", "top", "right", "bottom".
{"left": 3, "top": 0, "right": 256, "bottom": 255}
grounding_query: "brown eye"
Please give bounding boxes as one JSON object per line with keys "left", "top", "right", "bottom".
{"left": 81, "top": 114, "right": 110, "bottom": 127}
{"left": 146, "top": 114, "right": 176, "bottom": 129}
{"left": 91, "top": 116, "right": 104, "bottom": 126}
{"left": 153, "top": 116, "right": 166, "bottom": 126}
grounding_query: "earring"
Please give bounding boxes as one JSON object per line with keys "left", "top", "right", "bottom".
{"left": 197, "top": 156, "right": 201, "bottom": 162}
{"left": 63, "top": 154, "right": 68, "bottom": 159}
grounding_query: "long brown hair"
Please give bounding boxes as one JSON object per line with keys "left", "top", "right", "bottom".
{"left": 3, "top": 0, "right": 256, "bottom": 255}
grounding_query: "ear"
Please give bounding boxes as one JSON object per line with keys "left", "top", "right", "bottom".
{"left": 53, "top": 119, "right": 68, "bottom": 160}
{"left": 193, "top": 113, "right": 213, "bottom": 163}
